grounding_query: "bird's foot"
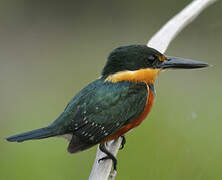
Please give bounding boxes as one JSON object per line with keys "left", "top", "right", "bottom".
{"left": 98, "top": 143, "right": 117, "bottom": 171}
{"left": 119, "top": 135, "right": 126, "bottom": 150}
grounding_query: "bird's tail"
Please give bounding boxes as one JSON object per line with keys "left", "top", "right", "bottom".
{"left": 6, "top": 126, "right": 58, "bottom": 143}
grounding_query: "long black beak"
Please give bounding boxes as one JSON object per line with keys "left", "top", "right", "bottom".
{"left": 157, "top": 56, "right": 210, "bottom": 69}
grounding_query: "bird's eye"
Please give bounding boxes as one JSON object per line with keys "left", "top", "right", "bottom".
{"left": 147, "top": 55, "right": 156, "bottom": 63}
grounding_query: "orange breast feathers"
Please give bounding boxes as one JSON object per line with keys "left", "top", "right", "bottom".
{"left": 105, "top": 68, "right": 160, "bottom": 84}
{"left": 104, "top": 85, "right": 155, "bottom": 141}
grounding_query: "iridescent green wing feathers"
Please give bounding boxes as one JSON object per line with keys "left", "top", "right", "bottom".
{"left": 52, "top": 78, "right": 148, "bottom": 147}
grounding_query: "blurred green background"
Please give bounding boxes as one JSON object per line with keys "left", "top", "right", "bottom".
{"left": 1, "top": 0, "right": 222, "bottom": 179}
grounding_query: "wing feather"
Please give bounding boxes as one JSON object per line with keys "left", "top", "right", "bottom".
{"left": 62, "top": 78, "right": 148, "bottom": 144}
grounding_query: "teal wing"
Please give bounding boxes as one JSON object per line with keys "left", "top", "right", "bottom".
{"left": 60, "top": 78, "right": 148, "bottom": 146}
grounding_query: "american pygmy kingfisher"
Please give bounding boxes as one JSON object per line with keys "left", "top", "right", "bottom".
{"left": 6, "top": 45, "right": 209, "bottom": 171}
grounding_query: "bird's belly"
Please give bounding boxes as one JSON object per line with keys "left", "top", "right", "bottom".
{"left": 104, "top": 86, "right": 155, "bottom": 142}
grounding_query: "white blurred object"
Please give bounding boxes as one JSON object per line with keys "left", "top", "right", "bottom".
{"left": 191, "top": 112, "right": 197, "bottom": 119}
{"left": 148, "top": 0, "right": 217, "bottom": 53}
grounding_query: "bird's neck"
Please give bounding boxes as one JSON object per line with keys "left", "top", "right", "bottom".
{"left": 104, "top": 68, "right": 160, "bottom": 84}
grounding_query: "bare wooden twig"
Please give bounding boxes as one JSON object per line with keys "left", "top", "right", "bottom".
{"left": 89, "top": 0, "right": 217, "bottom": 179}
{"left": 148, "top": 0, "right": 217, "bottom": 53}
{"left": 89, "top": 139, "right": 122, "bottom": 180}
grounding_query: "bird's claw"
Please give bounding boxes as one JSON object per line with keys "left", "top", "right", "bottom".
{"left": 98, "top": 156, "right": 110, "bottom": 163}
{"left": 98, "top": 144, "right": 117, "bottom": 171}
{"left": 119, "top": 135, "right": 126, "bottom": 150}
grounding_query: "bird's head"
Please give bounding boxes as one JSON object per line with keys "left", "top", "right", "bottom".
{"left": 102, "top": 45, "right": 209, "bottom": 84}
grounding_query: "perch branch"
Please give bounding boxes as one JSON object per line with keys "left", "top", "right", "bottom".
{"left": 89, "top": 0, "right": 217, "bottom": 179}
{"left": 147, "top": 0, "right": 217, "bottom": 53}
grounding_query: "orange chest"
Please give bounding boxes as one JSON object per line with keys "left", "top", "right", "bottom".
{"left": 125, "top": 85, "right": 155, "bottom": 128}
{"left": 104, "top": 85, "right": 155, "bottom": 142}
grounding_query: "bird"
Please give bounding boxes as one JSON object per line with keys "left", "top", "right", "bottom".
{"left": 6, "top": 45, "right": 209, "bottom": 171}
